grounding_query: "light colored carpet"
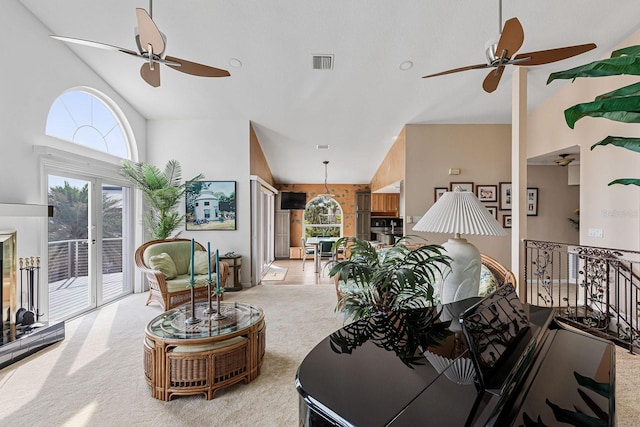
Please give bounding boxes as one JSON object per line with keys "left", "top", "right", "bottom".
{"left": 0, "top": 284, "right": 343, "bottom": 427}
{"left": 262, "top": 266, "right": 288, "bottom": 281}
{"left": 0, "top": 284, "right": 638, "bottom": 426}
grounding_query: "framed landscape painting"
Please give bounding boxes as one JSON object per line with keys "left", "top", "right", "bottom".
{"left": 186, "top": 181, "right": 236, "bottom": 230}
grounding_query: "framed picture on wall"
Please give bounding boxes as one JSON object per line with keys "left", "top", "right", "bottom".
{"left": 434, "top": 187, "right": 448, "bottom": 202}
{"left": 450, "top": 182, "right": 474, "bottom": 193}
{"left": 476, "top": 185, "right": 497, "bottom": 202}
{"left": 186, "top": 181, "right": 237, "bottom": 230}
{"left": 527, "top": 187, "right": 539, "bottom": 216}
{"left": 485, "top": 206, "right": 498, "bottom": 219}
{"left": 503, "top": 215, "right": 512, "bottom": 228}
{"left": 499, "top": 182, "right": 512, "bottom": 211}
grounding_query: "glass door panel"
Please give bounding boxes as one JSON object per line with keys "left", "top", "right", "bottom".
{"left": 101, "top": 183, "right": 130, "bottom": 303}
{"left": 47, "top": 175, "right": 93, "bottom": 320}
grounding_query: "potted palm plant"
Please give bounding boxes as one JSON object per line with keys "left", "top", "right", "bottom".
{"left": 327, "top": 236, "right": 451, "bottom": 321}
{"left": 121, "top": 159, "right": 203, "bottom": 240}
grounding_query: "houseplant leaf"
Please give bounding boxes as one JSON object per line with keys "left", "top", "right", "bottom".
{"left": 608, "top": 178, "right": 640, "bottom": 186}
{"left": 595, "top": 81, "right": 640, "bottom": 101}
{"left": 564, "top": 96, "right": 640, "bottom": 129}
{"left": 547, "top": 47, "right": 640, "bottom": 84}
{"left": 591, "top": 136, "right": 640, "bottom": 153}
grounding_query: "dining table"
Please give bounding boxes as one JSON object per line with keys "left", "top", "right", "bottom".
{"left": 305, "top": 236, "right": 339, "bottom": 273}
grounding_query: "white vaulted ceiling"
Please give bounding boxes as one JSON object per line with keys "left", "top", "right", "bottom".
{"left": 18, "top": 0, "right": 640, "bottom": 184}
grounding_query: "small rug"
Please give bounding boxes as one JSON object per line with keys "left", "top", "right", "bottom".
{"left": 263, "top": 266, "right": 288, "bottom": 281}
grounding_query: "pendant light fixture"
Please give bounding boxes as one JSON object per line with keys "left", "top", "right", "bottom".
{"left": 319, "top": 160, "right": 334, "bottom": 200}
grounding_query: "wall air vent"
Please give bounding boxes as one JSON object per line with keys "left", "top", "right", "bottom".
{"left": 313, "top": 55, "right": 334, "bottom": 70}
{"left": 316, "top": 144, "right": 330, "bottom": 150}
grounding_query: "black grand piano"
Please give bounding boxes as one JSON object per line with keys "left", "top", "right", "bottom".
{"left": 296, "top": 286, "right": 615, "bottom": 426}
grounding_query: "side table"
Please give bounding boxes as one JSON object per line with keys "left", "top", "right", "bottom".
{"left": 144, "top": 301, "right": 265, "bottom": 401}
{"left": 220, "top": 254, "right": 242, "bottom": 291}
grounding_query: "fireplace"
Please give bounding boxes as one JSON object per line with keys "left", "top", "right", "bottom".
{"left": 0, "top": 230, "right": 64, "bottom": 369}
{"left": 1, "top": 231, "right": 17, "bottom": 344}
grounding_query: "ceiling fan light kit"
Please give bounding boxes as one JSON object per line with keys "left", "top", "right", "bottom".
{"left": 50, "top": 2, "right": 230, "bottom": 87}
{"left": 554, "top": 154, "right": 576, "bottom": 167}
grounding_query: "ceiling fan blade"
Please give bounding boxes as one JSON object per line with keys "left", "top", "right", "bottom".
{"left": 495, "top": 17, "right": 524, "bottom": 58}
{"left": 422, "top": 63, "right": 489, "bottom": 78}
{"left": 136, "top": 8, "right": 165, "bottom": 56}
{"left": 513, "top": 43, "right": 597, "bottom": 66}
{"left": 482, "top": 66, "right": 505, "bottom": 93}
{"left": 165, "top": 55, "right": 231, "bottom": 78}
{"left": 50, "top": 35, "right": 140, "bottom": 58}
{"left": 140, "top": 63, "right": 161, "bottom": 87}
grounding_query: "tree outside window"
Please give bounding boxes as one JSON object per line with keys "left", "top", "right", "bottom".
{"left": 304, "top": 197, "right": 343, "bottom": 238}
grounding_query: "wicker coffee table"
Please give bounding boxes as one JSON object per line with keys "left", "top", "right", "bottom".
{"left": 144, "top": 301, "right": 265, "bottom": 401}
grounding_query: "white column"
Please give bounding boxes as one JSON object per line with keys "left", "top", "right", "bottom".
{"left": 512, "top": 67, "right": 528, "bottom": 294}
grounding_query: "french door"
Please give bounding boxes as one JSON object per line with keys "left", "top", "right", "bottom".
{"left": 47, "top": 173, "right": 132, "bottom": 320}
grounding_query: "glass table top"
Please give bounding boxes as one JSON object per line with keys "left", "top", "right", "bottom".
{"left": 146, "top": 301, "right": 263, "bottom": 340}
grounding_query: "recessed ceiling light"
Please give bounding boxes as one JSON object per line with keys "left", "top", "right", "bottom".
{"left": 229, "top": 58, "right": 243, "bottom": 68}
{"left": 399, "top": 60, "right": 413, "bottom": 71}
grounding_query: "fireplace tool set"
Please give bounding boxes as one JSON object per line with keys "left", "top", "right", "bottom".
{"left": 16, "top": 256, "right": 43, "bottom": 328}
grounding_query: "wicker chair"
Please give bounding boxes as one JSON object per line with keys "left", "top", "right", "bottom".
{"left": 480, "top": 254, "right": 517, "bottom": 289}
{"left": 135, "top": 238, "right": 229, "bottom": 310}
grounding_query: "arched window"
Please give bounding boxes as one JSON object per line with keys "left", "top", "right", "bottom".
{"left": 304, "top": 197, "right": 343, "bottom": 238}
{"left": 46, "top": 89, "right": 131, "bottom": 159}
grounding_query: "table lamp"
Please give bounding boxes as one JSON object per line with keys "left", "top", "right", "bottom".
{"left": 412, "top": 187, "right": 507, "bottom": 303}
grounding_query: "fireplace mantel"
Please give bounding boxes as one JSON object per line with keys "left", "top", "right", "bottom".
{"left": 0, "top": 203, "right": 53, "bottom": 217}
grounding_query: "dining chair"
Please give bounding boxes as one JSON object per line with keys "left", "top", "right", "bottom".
{"left": 301, "top": 237, "right": 315, "bottom": 271}
{"left": 318, "top": 240, "right": 336, "bottom": 276}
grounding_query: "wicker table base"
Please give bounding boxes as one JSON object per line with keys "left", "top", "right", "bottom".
{"left": 144, "top": 302, "right": 265, "bottom": 401}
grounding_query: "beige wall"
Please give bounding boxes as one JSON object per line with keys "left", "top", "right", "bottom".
{"left": 404, "top": 124, "right": 512, "bottom": 266}
{"left": 528, "top": 32, "right": 640, "bottom": 251}
{"left": 527, "top": 166, "right": 580, "bottom": 245}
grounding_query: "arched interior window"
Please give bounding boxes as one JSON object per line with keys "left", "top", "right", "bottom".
{"left": 46, "top": 89, "right": 130, "bottom": 158}
{"left": 304, "top": 197, "right": 343, "bottom": 238}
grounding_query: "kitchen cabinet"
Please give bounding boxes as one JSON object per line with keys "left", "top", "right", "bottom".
{"left": 371, "top": 193, "right": 399, "bottom": 216}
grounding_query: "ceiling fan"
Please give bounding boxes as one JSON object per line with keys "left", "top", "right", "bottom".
{"left": 50, "top": 1, "right": 230, "bottom": 87}
{"left": 422, "top": 1, "right": 596, "bottom": 93}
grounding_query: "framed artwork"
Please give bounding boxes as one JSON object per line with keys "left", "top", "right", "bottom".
{"left": 476, "top": 185, "right": 497, "bottom": 202}
{"left": 502, "top": 215, "right": 512, "bottom": 228}
{"left": 450, "top": 182, "right": 474, "bottom": 193}
{"left": 527, "top": 187, "right": 539, "bottom": 216}
{"left": 499, "top": 182, "right": 512, "bottom": 211}
{"left": 485, "top": 206, "right": 497, "bottom": 220}
{"left": 186, "top": 181, "right": 236, "bottom": 230}
{"left": 434, "top": 187, "right": 448, "bottom": 202}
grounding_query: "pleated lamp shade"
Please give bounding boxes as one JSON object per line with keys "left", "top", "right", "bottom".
{"left": 412, "top": 188, "right": 506, "bottom": 237}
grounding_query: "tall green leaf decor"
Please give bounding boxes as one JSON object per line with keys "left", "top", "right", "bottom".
{"left": 547, "top": 45, "right": 640, "bottom": 187}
